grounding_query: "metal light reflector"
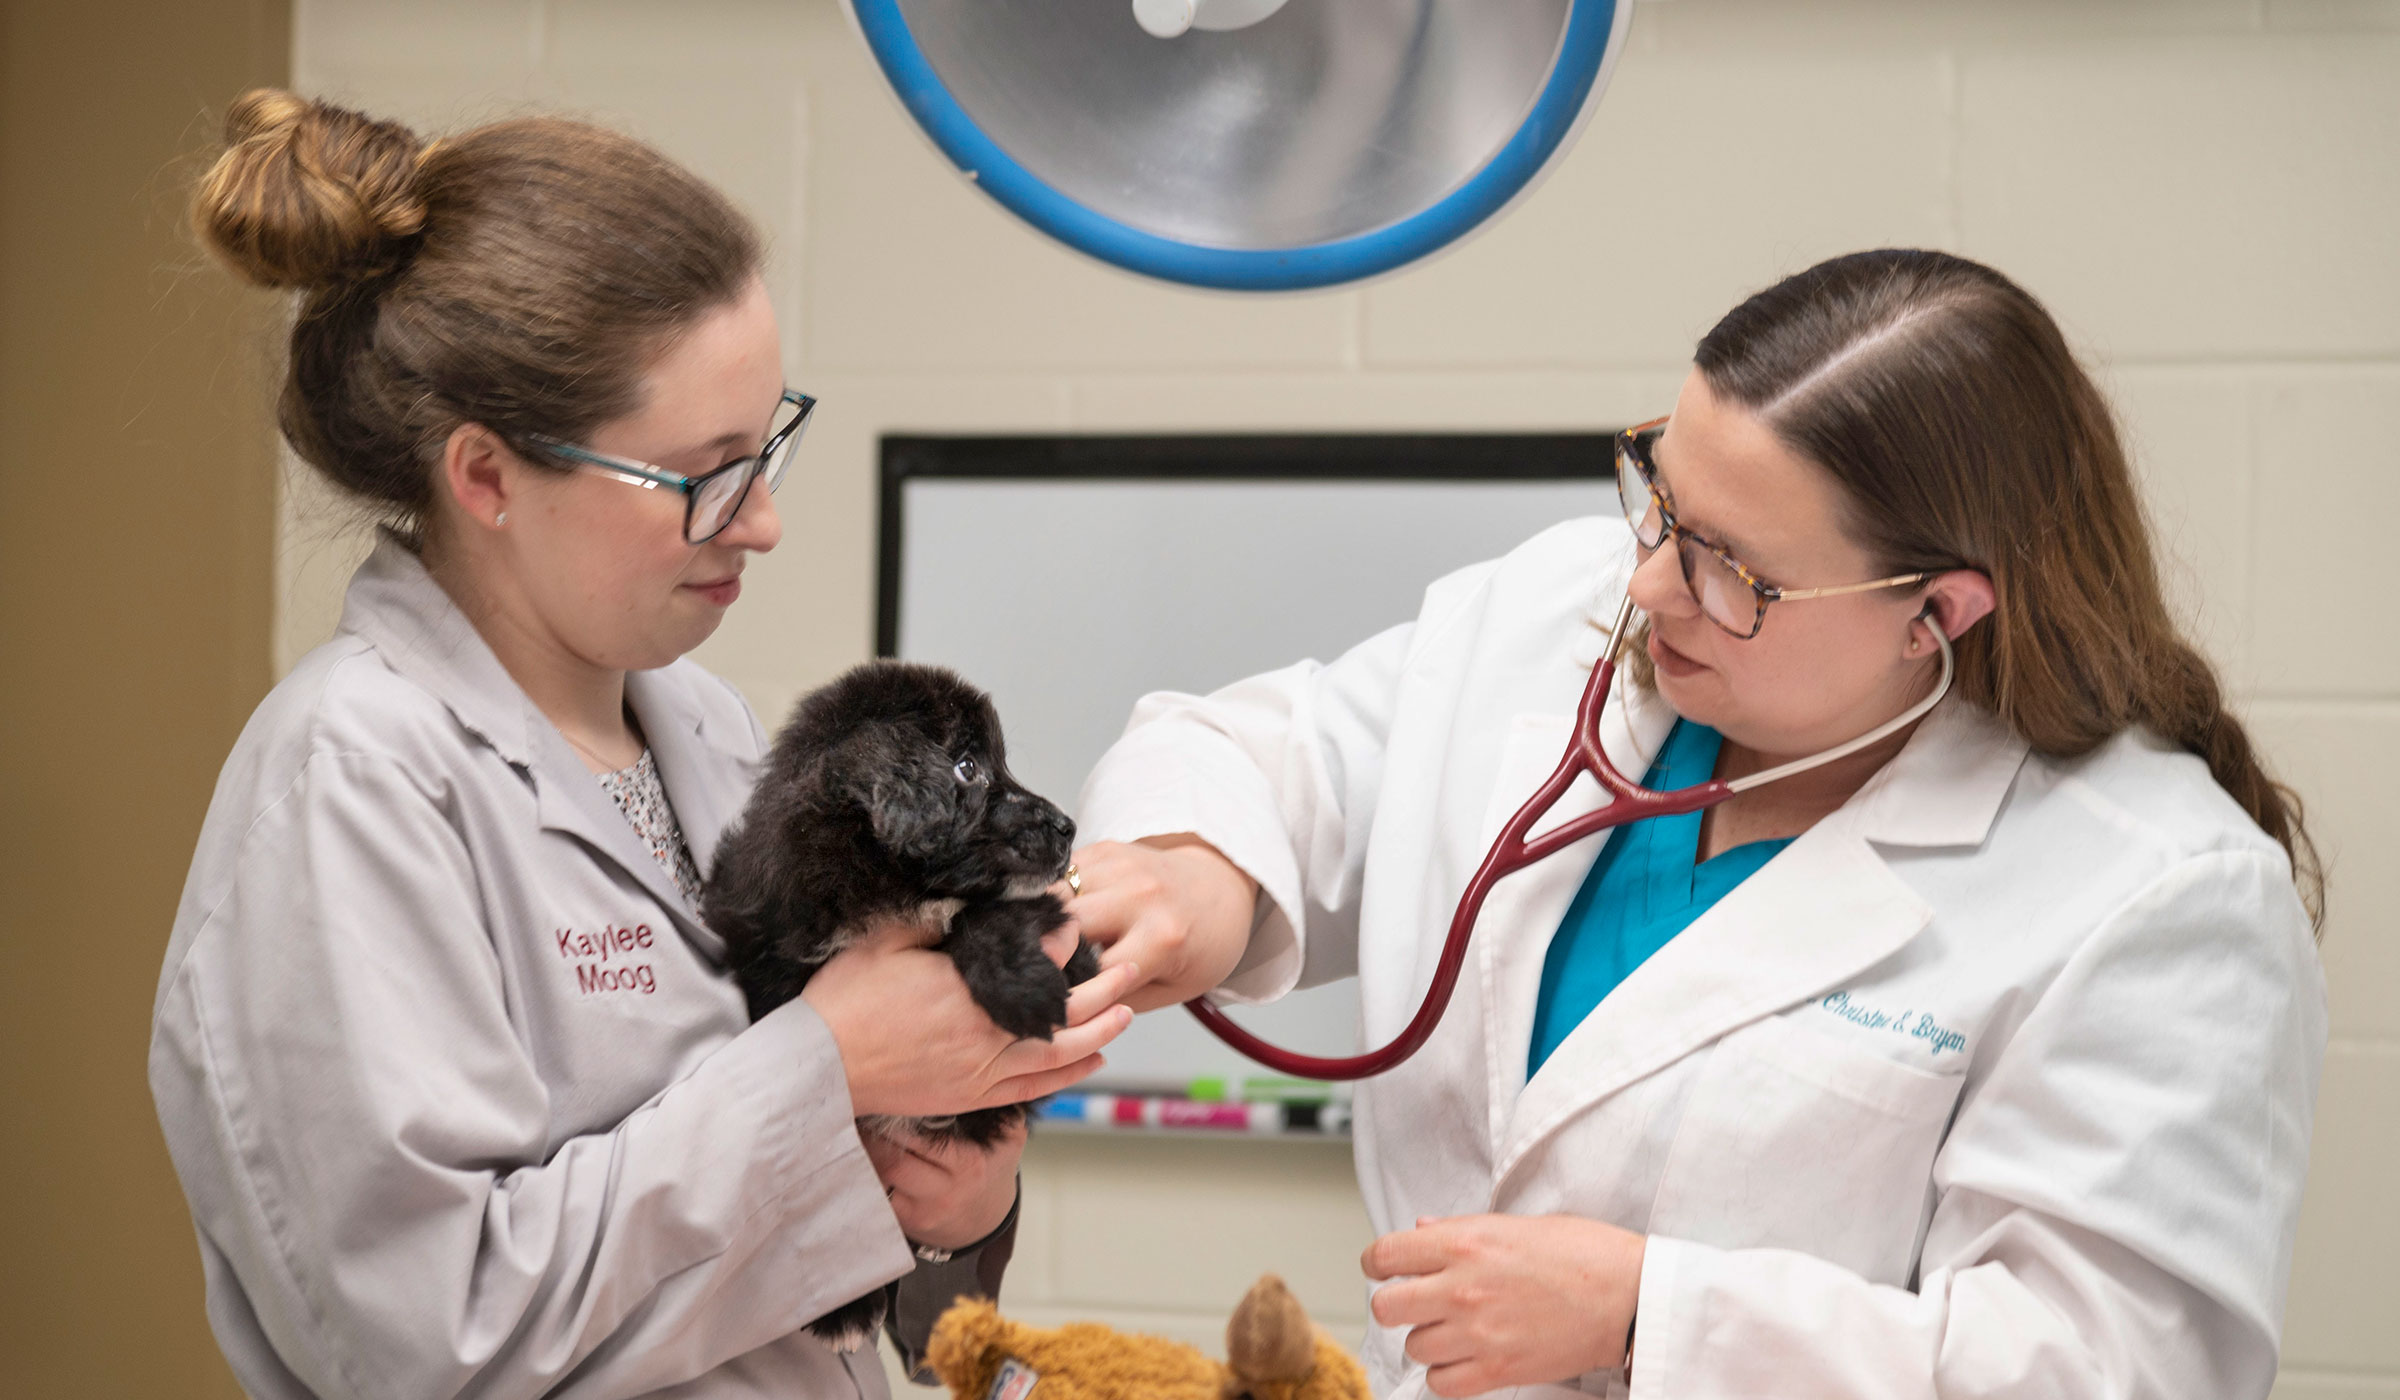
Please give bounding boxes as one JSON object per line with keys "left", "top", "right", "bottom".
{"left": 843, "top": 0, "right": 1630, "bottom": 291}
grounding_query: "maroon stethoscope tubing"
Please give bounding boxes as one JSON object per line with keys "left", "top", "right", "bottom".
{"left": 1183, "top": 624, "right": 1735, "bottom": 1082}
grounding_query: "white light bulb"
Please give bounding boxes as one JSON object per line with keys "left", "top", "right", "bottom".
{"left": 1132, "top": 0, "right": 1196, "bottom": 38}
{"left": 1132, "top": 0, "right": 1290, "bottom": 39}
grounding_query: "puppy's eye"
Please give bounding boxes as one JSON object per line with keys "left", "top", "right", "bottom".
{"left": 952, "top": 756, "right": 987, "bottom": 786}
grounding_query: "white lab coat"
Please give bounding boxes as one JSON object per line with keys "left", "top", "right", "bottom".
{"left": 1078, "top": 517, "right": 2326, "bottom": 1400}
{"left": 150, "top": 536, "right": 1008, "bottom": 1400}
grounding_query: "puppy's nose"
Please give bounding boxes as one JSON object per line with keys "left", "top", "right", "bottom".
{"left": 1043, "top": 805, "right": 1074, "bottom": 842}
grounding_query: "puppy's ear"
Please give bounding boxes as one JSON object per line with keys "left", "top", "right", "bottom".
{"left": 839, "top": 733, "right": 958, "bottom": 861}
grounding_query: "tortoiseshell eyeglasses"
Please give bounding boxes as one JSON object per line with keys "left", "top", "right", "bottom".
{"left": 1615, "top": 416, "right": 1931, "bottom": 639}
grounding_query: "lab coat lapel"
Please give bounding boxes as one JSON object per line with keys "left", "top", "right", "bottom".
{"left": 1494, "top": 795, "right": 1936, "bottom": 1194}
{"left": 528, "top": 720, "right": 729, "bottom": 963}
{"left": 625, "top": 668, "right": 749, "bottom": 881}
{"left": 1470, "top": 661, "right": 1679, "bottom": 1159}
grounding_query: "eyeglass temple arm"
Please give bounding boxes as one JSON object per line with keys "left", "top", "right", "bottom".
{"left": 534, "top": 440, "right": 685, "bottom": 490}
{"left": 534, "top": 392, "right": 810, "bottom": 488}
{"left": 1770, "top": 571, "right": 1932, "bottom": 602}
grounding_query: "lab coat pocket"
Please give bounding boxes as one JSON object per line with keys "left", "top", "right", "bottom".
{"left": 1646, "top": 1014, "right": 1962, "bottom": 1286}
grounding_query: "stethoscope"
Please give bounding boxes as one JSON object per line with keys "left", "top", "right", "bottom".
{"left": 1184, "top": 592, "right": 1956, "bottom": 1081}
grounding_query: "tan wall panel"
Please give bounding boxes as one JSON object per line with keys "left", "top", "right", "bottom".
{"left": 0, "top": 1, "right": 287, "bottom": 1394}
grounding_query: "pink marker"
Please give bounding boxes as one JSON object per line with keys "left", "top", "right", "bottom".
{"left": 1152, "top": 1098, "right": 1285, "bottom": 1131}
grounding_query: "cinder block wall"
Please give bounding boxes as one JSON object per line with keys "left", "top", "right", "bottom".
{"left": 284, "top": 2, "right": 2399, "bottom": 1394}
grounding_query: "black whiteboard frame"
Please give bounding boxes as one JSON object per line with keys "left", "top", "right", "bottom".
{"left": 875, "top": 432, "right": 1619, "bottom": 658}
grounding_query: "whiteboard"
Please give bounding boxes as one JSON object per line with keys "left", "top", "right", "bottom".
{"left": 881, "top": 435, "right": 1617, "bottom": 1093}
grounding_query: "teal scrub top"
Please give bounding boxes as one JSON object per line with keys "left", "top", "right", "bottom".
{"left": 1527, "top": 722, "right": 1793, "bottom": 1076}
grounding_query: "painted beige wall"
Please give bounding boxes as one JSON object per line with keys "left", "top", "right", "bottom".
{"left": 283, "top": 1, "right": 2399, "bottom": 1395}
{"left": 0, "top": 2, "right": 287, "bottom": 1395}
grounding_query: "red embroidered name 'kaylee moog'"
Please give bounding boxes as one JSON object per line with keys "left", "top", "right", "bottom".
{"left": 556, "top": 923, "right": 660, "bottom": 995}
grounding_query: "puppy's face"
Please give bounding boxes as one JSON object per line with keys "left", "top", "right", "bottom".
{"left": 825, "top": 666, "right": 1074, "bottom": 899}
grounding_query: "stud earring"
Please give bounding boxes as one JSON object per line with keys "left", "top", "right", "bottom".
{"left": 495, "top": 511, "right": 508, "bottom": 527}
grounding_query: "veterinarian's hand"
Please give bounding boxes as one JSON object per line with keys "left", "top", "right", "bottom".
{"left": 1063, "top": 836, "right": 1257, "bottom": 1011}
{"left": 1363, "top": 1213, "right": 1644, "bottom": 1397}
{"left": 803, "top": 921, "right": 1138, "bottom": 1119}
{"left": 865, "top": 1121, "right": 1026, "bottom": 1253}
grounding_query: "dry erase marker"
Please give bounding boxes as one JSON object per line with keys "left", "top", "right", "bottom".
{"left": 1152, "top": 1098, "right": 1285, "bottom": 1131}
{"left": 1035, "top": 1092, "right": 1111, "bottom": 1125}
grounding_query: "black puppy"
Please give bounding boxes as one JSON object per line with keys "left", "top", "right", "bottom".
{"left": 702, "top": 661, "right": 1098, "bottom": 1348}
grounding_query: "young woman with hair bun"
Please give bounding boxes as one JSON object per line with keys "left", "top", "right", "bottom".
{"left": 1069, "top": 249, "right": 2328, "bottom": 1400}
{"left": 151, "top": 90, "right": 1135, "bottom": 1399}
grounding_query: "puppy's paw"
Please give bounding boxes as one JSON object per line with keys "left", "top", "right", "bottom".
{"left": 974, "top": 972, "right": 1069, "bottom": 1041}
{"left": 807, "top": 1293, "right": 888, "bottom": 1353}
{"left": 1062, "top": 934, "right": 1100, "bottom": 988}
{"left": 885, "top": 1105, "right": 1029, "bottom": 1153}
{"left": 940, "top": 1104, "right": 1030, "bottom": 1149}
{"left": 945, "top": 897, "right": 1073, "bottom": 1040}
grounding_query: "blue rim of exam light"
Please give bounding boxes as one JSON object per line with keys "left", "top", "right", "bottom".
{"left": 846, "top": 0, "right": 1622, "bottom": 291}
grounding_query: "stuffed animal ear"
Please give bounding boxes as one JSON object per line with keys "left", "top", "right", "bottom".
{"left": 927, "top": 1297, "right": 1008, "bottom": 1399}
{"left": 1226, "top": 1275, "right": 1316, "bottom": 1387}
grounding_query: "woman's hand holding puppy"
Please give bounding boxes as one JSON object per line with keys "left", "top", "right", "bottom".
{"left": 866, "top": 1120, "right": 1026, "bottom": 1252}
{"left": 804, "top": 919, "right": 1136, "bottom": 1119}
{"left": 1062, "top": 836, "right": 1258, "bottom": 1011}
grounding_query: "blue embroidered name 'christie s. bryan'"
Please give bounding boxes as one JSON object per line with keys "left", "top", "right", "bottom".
{"left": 1819, "top": 989, "right": 1968, "bottom": 1058}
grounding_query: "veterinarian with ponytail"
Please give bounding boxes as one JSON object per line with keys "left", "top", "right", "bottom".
{"left": 149, "top": 91, "right": 1135, "bottom": 1399}
{"left": 1067, "top": 251, "right": 2327, "bottom": 1400}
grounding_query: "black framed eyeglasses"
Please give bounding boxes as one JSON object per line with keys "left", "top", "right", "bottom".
{"left": 1615, "top": 415, "right": 1931, "bottom": 639}
{"left": 526, "top": 389, "right": 817, "bottom": 545}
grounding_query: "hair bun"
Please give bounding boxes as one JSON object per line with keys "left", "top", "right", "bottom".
{"left": 193, "top": 89, "right": 430, "bottom": 290}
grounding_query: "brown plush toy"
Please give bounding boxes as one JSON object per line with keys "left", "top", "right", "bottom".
{"left": 927, "top": 1274, "right": 1370, "bottom": 1400}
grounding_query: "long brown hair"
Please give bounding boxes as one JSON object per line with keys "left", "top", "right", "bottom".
{"left": 1685, "top": 249, "right": 2321, "bottom": 924}
{"left": 191, "top": 89, "right": 761, "bottom": 541}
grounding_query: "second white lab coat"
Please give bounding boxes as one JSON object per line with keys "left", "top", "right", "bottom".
{"left": 1078, "top": 517, "right": 2325, "bottom": 1400}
